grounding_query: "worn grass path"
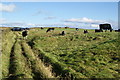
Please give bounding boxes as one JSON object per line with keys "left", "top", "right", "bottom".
{"left": 21, "top": 41, "right": 54, "bottom": 79}
{"left": 2, "top": 30, "right": 55, "bottom": 80}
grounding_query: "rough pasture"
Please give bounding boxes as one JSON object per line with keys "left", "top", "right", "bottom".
{"left": 1, "top": 27, "right": 119, "bottom": 79}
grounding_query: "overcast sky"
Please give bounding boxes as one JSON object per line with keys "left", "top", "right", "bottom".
{"left": 0, "top": 2, "right": 118, "bottom": 29}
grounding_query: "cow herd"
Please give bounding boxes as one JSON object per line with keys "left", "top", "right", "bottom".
{"left": 10, "top": 23, "right": 119, "bottom": 39}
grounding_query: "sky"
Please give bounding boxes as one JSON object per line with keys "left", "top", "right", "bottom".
{"left": 0, "top": 2, "right": 118, "bottom": 29}
{"left": 1, "top": 0, "right": 119, "bottom": 2}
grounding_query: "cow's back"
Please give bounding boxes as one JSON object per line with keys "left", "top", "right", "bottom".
{"left": 99, "top": 24, "right": 112, "bottom": 30}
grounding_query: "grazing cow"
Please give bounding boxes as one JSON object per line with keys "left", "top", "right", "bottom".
{"left": 76, "top": 28, "right": 79, "bottom": 31}
{"left": 22, "top": 30, "right": 28, "bottom": 39}
{"left": 95, "top": 29, "right": 103, "bottom": 32}
{"left": 60, "top": 31, "right": 65, "bottom": 36}
{"left": 65, "top": 27, "right": 69, "bottom": 29}
{"left": 46, "top": 28, "right": 55, "bottom": 33}
{"left": 41, "top": 27, "right": 44, "bottom": 29}
{"left": 84, "top": 30, "right": 88, "bottom": 34}
{"left": 115, "top": 29, "right": 120, "bottom": 32}
{"left": 99, "top": 24, "right": 112, "bottom": 32}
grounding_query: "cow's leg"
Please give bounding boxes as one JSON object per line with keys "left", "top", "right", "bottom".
{"left": 23, "top": 37, "right": 25, "bottom": 40}
{"left": 26, "top": 36, "right": 27, "bottom": 39}
{"left": 110, "top": 29, "right": 112, "bottom": 32}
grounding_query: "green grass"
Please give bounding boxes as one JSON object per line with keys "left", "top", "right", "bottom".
{"left": 27, "top": 28, "right": 119, "bottom": 78}
{"left": 1, "top": 27, "right": 119, "bottom": 79}
{"left": 21, "top": 41, "right": 54, "bottom": 79}
{"left": 2, "top": 29, "right": 16, "bottom": 78}
{"left": 8, "top": 40, "right": 33, "bottom": 79}
{"left": 33, "top": 47, "right": 86, "bottom": 78}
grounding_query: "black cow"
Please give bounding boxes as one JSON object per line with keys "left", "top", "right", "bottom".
{"left": 115, "top": 29, "right": 120, "bottom": 32}
{"left": 41, "top": 27, "right": 44, "bottom": 29}
{"left": 65, "top": 27, "right": 69, "bottom": 29}
{"left": 84, "top": 30, "right": 88, "bottom": 34}
{"left": 22, "top": 30, "right": 28, "bottom": 39}
{"left": 99, "top": 24, "right": 112, "bottom": 32}
{"left": 46, "top": 28, "right": 55, "bottom": 33}
{"left": 95, "top": 29, "right": 103, "bottom": 32}
{"left": 76, "top": 28, "right": 79, "bottom": 31}
{"left": 60, "top": 31, "right": 65, "bottom": 36}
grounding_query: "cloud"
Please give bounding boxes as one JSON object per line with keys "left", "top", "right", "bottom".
{"left": 106, "top": 20, "right": 118, "bottom": 29}
{"left": 1, "top": 22, "right": 37, "bottom": 28}
{"left": 91, "top": 24, "right": 99, "bottom": 27}
{"left": 64, "top": 17, "right": 107, "bottom": 24}
{"left": 32, "top": 10, "right": 49, "bottom": 16}
{"left": 0, "top": 3, "right": 16, "bottom": 12}
{"left": 2, "top": 22, "right": 26, "bottom": 27}
{"left": 64, "top": 18, "right": 118, "bottom": 29}
{"left": 33, "top": 10, "right": 43, "bottom": 16}
{"left": 0, "top": 17, "right": 118, "bottom": 29}
{"left": 44, "top": 16, "right": 56, "bottom": 19}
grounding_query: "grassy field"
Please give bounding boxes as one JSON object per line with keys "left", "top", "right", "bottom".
{"left": 1, "top": 27, "right": 120, "bottom": 79}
